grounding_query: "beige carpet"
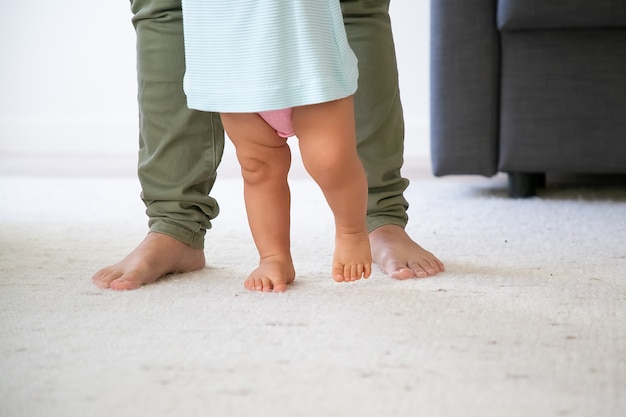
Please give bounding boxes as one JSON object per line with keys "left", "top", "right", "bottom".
{"left": 1, "top": 165, "right": 625, "bottom": 417}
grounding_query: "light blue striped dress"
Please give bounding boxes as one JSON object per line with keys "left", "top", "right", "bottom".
{"left": 181, "top": 0, "right": 359, "bottom": 113}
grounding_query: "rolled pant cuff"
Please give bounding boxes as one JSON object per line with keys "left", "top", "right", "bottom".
{"left": 366, "top": 215, "right": 408, "bottom": 234}
{"left": 149, "top": 222, "right": 206, "bottom": 250}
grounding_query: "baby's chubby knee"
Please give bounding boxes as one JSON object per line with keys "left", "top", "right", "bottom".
{"left": 237, "top": 146, "right": 291, "bottom": 186}
{"left": 239, "top": 157, "right": 272, "bottom": 185}
{"left": 302, "top": 147, "right": 352, "bottom": 186}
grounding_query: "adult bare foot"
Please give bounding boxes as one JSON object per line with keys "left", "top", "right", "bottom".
{"left": 92, "top": 232, "right": 206, "bottom": 290}
{"left": 332, "top": 231, "right": 372, "bottom": 282}
{"left": 244, "top": 255, "right": 296, "bottom": 292}
{"left": 369, "top": 224, "right": 444, "bottom": 279}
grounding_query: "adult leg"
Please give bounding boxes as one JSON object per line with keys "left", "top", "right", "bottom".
{"left": 220, "top": 113, "right": 295, "bottom": 292}
{"left": 341, "top": 0, "right": 444, "bottom": 278}
{"left": 93, "top": 0, "right": 224, "bottom": 290}
{"left": 293, "top": 98, "right": 372, "bottom": 282}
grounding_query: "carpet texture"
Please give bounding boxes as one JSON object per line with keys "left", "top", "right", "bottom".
{"left": 1, "top": 171, "right": 625, "bottom": 417}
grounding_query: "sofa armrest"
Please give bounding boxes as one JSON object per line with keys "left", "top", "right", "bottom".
{"left": 430, "top": 0, "right": 500, "bottom": 176}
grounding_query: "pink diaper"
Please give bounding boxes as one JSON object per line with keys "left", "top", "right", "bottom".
{"left": 258, "top": 108, "right": 295, "bottom": 138}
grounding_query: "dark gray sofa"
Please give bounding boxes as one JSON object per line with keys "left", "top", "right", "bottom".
{"left": 430, "top": 0, "right": 626, "bottom": 197}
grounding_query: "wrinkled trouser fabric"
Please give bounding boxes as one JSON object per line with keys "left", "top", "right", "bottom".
{"left": 130, "top": 0, "right": 409, "bottom": 249}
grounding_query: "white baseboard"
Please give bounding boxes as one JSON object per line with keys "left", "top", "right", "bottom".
{"left": 404, "top": 121, "right": 431, "bottom": 159}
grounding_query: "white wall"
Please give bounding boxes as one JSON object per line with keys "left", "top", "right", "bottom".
{"left": 0, "top": 1, "right": 430, "bottom": 168}
{"left": 390, "top": 1, "right": 431, "bottom": 158}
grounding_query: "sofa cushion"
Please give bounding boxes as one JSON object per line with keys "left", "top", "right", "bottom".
{"left": 498, "top": 0, "right": 626, "bottom": 30}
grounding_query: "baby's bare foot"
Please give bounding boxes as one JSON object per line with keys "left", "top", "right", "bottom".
{"left": 332, "top": 231, "right": 372, "bottom": 282}
{"left": 244, "top": 255, "right": 295, "bottom": 293}
{"left": 369, "top": 224, "right": 444, "bottom": 279}
{"left": 92, "top": 232, "right": 205, "bottom": 290}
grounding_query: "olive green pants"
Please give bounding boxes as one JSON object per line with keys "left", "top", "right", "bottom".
{"left": 130, "top": 0, "right": 409, "bottom": 249}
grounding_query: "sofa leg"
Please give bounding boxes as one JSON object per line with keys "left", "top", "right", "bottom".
{"left": 507, "top": 172, "right": 546, "bottom": 198}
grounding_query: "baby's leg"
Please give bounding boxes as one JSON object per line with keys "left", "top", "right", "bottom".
{"left": 220, "top": 113, "right": 296, "bottom": 292}
{"left": 292, "top": 96, "right": 372, "bottom": 282}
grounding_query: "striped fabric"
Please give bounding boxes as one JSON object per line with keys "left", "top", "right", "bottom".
{"left": 181, "top": 0, "right": 358, "bottom": 113}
